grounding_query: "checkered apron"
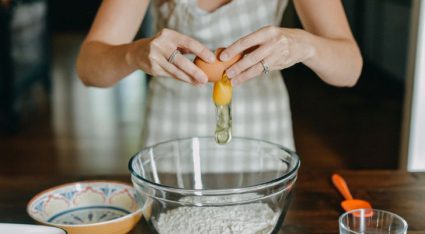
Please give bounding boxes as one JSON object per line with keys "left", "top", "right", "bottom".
{"left": 142, "top": 0, "right": 295, "bottom": 151}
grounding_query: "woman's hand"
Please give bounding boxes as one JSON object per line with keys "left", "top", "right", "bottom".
{"left": 220, "top": 26, "right": 315, "bottom": 86}
{"left": 126, "top": 28, "right": 216, "bottom": 86}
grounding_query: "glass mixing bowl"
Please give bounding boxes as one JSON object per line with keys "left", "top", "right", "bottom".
{"left": 129, "top": 137, "right": 300, "bottom": 234}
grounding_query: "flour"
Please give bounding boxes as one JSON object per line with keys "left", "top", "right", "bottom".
{"left": 156, "top": 201, "right": 280, "bottom": 234}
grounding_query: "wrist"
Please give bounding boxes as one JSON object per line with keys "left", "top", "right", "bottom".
{"left": 124, "top": 38, "right": 152, "bottom": 71}
{"left": 293, "top": 29, "right": 316, "bottom": 64}
{"left": 124, "top": 41, "right": 139, "bottom": 70}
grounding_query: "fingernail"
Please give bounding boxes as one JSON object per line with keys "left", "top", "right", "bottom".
{"left": 196, "top": 77, "right": 208, "bottom": 85}
{"left": 208, "top": 55, "right": 216, "bottom": 63}
{"left": 195, "top": 80, "right": 205, "bottom": 86}
{"left": 226, "top": 69, "right": 235, "bottom": 78}
{"left": 220, "top": 52, "right": 229, "bottom": 61}
{"left": 231, "top": 79, "right": 239, "bottom": 87}
{"left": 199, "top": 74, "right": 208, "bottom": 83}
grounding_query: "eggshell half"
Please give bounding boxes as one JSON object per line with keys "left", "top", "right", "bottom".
{"left": 194, "top": 48, "right": 242, "bottom": 82}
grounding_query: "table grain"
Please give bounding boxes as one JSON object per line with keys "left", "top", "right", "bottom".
{"left": 0, "top": 170, "right": 424, "bottom": 233}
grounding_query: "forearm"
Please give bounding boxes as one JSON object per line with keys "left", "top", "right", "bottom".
{"left": 301, "top": 30, "right": 363, "bottom": 87}
{"left": 76, "top": 40, "right": 140, "bottom": 87}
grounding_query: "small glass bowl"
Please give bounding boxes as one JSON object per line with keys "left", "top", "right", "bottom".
{"left": 129, "top": 137, "right": 300, "bottom": 234}
{"left": 339, "top": 208, "right": 408, "bottom": 234}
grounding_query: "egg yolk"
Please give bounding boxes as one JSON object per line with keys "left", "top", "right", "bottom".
{"left": 213, "top": 73, "right": 232, "bottom": 105}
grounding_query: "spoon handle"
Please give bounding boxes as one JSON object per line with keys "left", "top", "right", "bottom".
{"left": 332, "top": 174, "right": 353, "bottom": 200}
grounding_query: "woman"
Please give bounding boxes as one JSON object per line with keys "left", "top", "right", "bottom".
{"left": 76, "top": 0, "right": 362, "bottom": 149}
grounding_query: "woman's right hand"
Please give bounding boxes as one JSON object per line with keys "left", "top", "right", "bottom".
{"left": 126, "top": 28, "right": 216, "bottom": 86}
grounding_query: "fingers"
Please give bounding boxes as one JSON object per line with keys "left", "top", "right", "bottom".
{"left": 225, "top": 44, "right": 272, "bottom": 78}
{"left": 231, "top": 56, "right": 274, "bottom": 86}
{"left": 220, "top": 26, "right": 275, "bottom": 61}
{"left": 175, "top": 33, "right": 216, "bottom": 63}
{"left": 173, "top": 53, "right": 208, "bottom": 83}
{"left": 153, "top": 29, "right": 214, "bottom": 85}
{"left": 159, "top": 57, "right": 197, "bottom": 85}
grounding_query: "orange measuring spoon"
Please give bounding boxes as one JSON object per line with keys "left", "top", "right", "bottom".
{"left": 332, "top": 174, "right": 372, "bottom": 214}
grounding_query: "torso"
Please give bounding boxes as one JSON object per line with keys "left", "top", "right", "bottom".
{"left": 197, "top": 0, "right": 232, "bottom": 12}
{"left": 142, "top": 0, "right": 295, "bottom": 150}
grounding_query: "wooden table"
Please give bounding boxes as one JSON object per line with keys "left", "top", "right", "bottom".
{"left": 0, "top": 170, "right": 424, "bottom": 233}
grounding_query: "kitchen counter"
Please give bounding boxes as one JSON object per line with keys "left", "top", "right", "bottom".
{"left": 0, "top": 170, "right": 424, "bottom": 233}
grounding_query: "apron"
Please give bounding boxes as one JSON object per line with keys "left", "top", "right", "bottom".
{"left": 142, "top": 0, "right": 295, "bottom": 151}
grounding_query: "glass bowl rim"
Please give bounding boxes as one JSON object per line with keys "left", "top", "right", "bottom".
{"left": 128, "top": 136, "right": 300, "bottom": 195}
{"left": 338, "top": 208, "right": 408, "bottom": 233}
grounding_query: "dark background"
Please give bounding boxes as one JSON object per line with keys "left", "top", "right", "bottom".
{"left": 0, "top": 0, "right": 412, "bottom": 174}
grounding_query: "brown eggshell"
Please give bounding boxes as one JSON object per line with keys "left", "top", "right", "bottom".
{"left": 194, "top": 57, "right": 225, "bottom": 82}
{"left": 194, "top": 48, "right": 242, "bottom": 82}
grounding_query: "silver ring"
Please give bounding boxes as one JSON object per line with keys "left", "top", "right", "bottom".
{"left": 260, "top": 60, "right": 270, "bottom": 76}
{"left": 168, "top": 49, "right": 181, "bottom": 64}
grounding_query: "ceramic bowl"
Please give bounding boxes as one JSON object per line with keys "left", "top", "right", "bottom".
{"left": 0, "top": 223, "right": 67, "bottom": 234}
{"left": 27, "top": 181, "right": 142, "bottom": 234}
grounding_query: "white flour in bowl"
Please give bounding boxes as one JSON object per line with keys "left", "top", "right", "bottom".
{"left": 156, "top": 203, "right": 280, "bottom": 234}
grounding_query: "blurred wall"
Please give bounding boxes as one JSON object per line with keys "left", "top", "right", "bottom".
{"left": 344, "top": 0, "right": 412, "bottom": 81}
{"left": 48, "top": 0, "right": 101, "bottom": 32}
{"left": 47, "top": 0, "right": 152, "bottom": 38}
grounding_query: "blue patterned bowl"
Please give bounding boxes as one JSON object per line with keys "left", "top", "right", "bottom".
{"left": 27, "top": 181, "right": 142, "bottom": 234}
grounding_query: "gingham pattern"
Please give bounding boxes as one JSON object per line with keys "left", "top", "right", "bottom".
{"left": 142, "top": 0, "right": 295, "bottom": 150}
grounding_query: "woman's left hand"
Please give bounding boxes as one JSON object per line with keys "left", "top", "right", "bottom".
{"left": 220, "top": 26, "right": 314, "bottom": 86}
